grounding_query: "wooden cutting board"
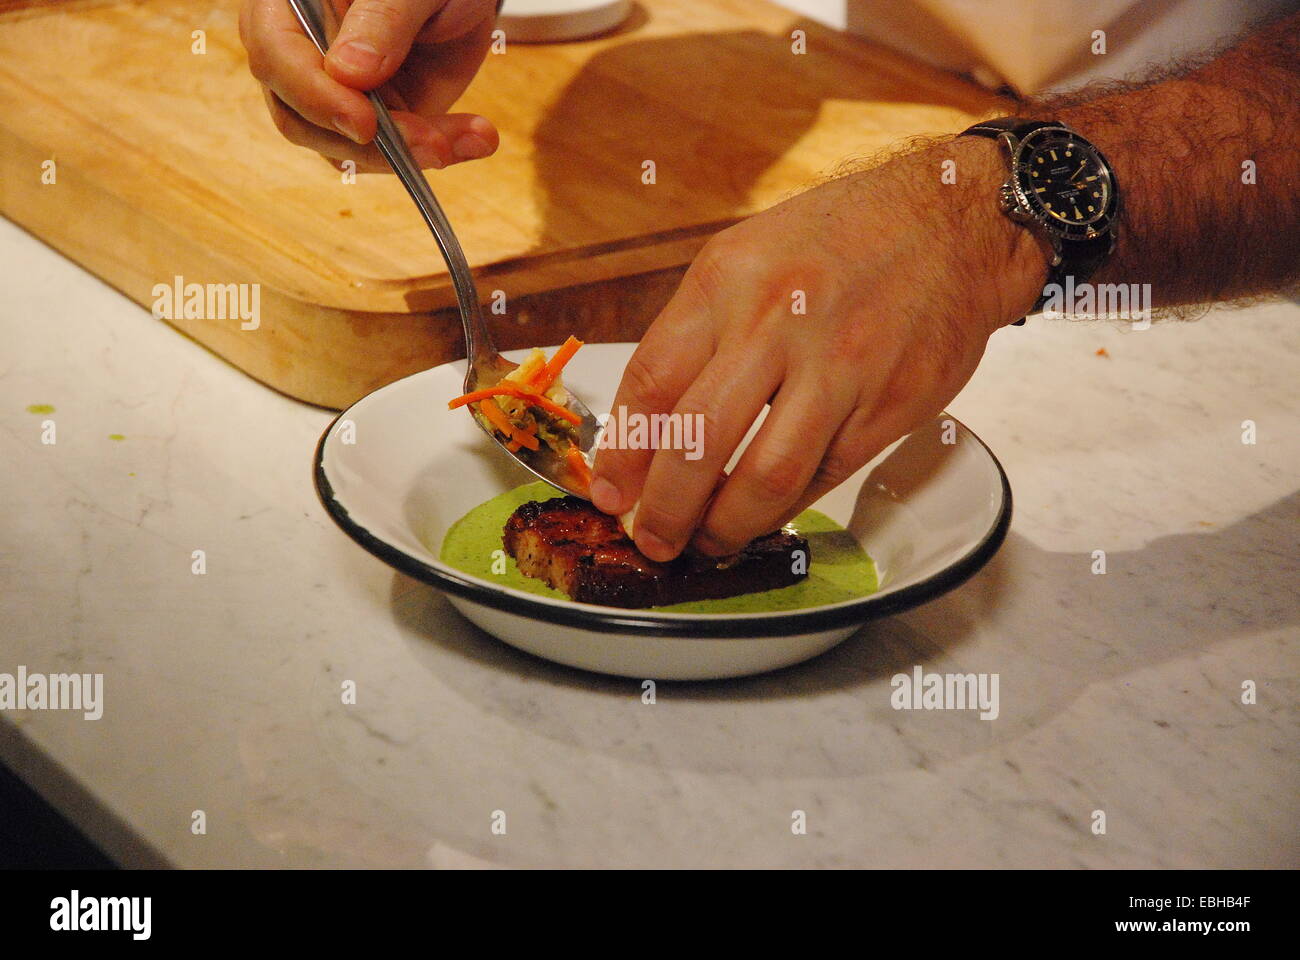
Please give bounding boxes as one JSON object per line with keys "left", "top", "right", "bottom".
{"left": 0, "top": 0, "right": 1008, "bottom": 408}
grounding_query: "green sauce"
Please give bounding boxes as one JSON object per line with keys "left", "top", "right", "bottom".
{"left": 439, "top": 481, "right": 878, "bottom": 614}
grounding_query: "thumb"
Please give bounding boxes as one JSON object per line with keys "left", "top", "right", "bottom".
{"left": 325, "top": 0, "right": 445, "bottom": 90}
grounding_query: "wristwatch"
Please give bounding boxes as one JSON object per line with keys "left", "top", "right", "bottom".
{"left": 961, "top": 118, "right": 1120, "bottom": 325}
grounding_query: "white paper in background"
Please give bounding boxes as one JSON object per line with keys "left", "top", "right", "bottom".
{"left": 776, "top": 0, "right": 1299, "bottom": 95}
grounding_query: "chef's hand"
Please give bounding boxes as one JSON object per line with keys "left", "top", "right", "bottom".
{"left": 589, "top": 138, "right": 1045, "bottom": 561}
{"left": 239, "top": 0, "right": 499, "bottom": 171}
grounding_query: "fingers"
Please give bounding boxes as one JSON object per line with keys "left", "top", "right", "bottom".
{"left": 413, "top": 0, "right": 500, "bottom": 43}
{"left": 243, "top": 0, "right": 499, "bottom": 167}
{"left": 245, "top": 0, "right": 375, "bottom": 143}
{"left": 629, "top": 349, "right": 784, "bottom": 562}
{"left": 391, "top": 10, "right": 497, "bottom": 118}
{"left": 325, "top": 0, "right": 447, "bottom": 90}
{"left": 262, "top": 88, "right": 495, "bottom": 169}
{"left": 589, "top": 274, "right": 717, "bottom": 518}
{"left": 783, "top": 353, "right": 976, "bottom": 523}
{"left": 687, "top": 369, "right": 857, "bottom": 556}
{"left": 781, "top": 399, "right": 921, "bottom": 525}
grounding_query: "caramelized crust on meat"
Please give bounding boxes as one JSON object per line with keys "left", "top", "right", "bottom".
{"left": 502, "top": 497, "right": 808, "bottom": 608}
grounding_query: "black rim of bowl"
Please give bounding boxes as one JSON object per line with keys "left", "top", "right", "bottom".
{"left": 313, "top": 394, "right": 1013, "bottom": 638}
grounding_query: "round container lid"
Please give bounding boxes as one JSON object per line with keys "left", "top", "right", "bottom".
{"left": 497, "top": 0, "right": 634, "bottom": 43}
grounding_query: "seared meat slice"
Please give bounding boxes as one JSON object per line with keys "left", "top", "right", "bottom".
{"left": 502, "top": 497, "right": 808, "bottom": 608}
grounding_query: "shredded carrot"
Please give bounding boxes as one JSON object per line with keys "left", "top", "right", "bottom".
{"left": 450, "top": 336, "right": 585, "bottom": 456}
{"left": 448, "top": 382, "right": 581, "bottom": 426}
{"left": 565, "top": 445, "right": 593, "bottom": 495}
{"left": 529, "top": 336, "right": 583, "bottom": 394}
{"left": 448, "top": 385, "right": 523, "bottom": 410}
{"left": 476, "top": 397, "right": 539, "bottom": 450}
{"left": 516, "top": 424, "right": 539, "bottom": 449}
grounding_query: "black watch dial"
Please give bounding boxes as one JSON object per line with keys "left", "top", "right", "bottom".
{"left": 1013, "top": 127, "right": 1116, "bottom": 240}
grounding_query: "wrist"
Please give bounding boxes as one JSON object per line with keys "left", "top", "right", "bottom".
{"left": 926, "top": 137, "right": 1049, "bottom": 335}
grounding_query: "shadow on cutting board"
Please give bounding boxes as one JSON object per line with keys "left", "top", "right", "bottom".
{"left": 525, "top": 11, "right": 1009, "bottom": 280}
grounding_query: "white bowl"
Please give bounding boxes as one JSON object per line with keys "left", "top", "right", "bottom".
{"left": 314, "top": 343, "right": 1011, "bottom": 680}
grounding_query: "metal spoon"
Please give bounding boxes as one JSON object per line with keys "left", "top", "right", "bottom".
{"left": 287, "top": 0, "right": 601, "bottom": 498}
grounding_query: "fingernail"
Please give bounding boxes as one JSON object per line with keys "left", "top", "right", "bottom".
{"left": 589, "top": 476, "right": 620, "bottom": 513}
{"left": 468, "top": 115, "right": 494, "bottom": 138}
{"left": 332, "top": 114, "right": 364, "bottom": 144}
{"left": 636, "top": 529, "right": 676, "bottom": 563}
{"left": 451, "top": 134, "right": 493, "bottom": 160}
{"left": 332, "top": 39, "right": 383, "bottom": 74}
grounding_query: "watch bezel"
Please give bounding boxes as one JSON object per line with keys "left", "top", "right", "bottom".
{"left": 1009, "top": 125, "right": 1119, "bottom": 242}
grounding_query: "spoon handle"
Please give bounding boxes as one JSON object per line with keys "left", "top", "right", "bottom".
{"left": 285, "top": 0, "right": 497, "bottom": 369}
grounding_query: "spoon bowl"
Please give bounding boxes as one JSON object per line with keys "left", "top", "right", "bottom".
{"left": 463, "top": 351, "right": 604, "bottom": 499}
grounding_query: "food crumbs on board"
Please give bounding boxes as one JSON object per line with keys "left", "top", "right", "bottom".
{"left": 108, "top": 434, "right": 126, "bottom": 441}
{"left": 25, "top": 404, "right": 55, "bottom": 414}
{"left": 1095, "top": 347, "right": 1109, "bottom": 357}
{"left": 339, "top": 209, "right": 353, "bottom": 218}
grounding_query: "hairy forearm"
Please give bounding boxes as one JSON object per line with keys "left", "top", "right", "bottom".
{"left": 901, "top": 10, "right": 1300, "bottom": 333}
{"left": 804, "top": 12, "right": 1299, "bottom": 335}
{"left": 1040, "top": 11, "right": 1300, "bottom": 310}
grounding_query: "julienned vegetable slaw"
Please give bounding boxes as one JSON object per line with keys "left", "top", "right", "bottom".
{"left": 448, "top": 336, "right": 593, "bottom": 494}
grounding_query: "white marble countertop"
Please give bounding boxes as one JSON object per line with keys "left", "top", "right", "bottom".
{"left": 2, "top": 210, "right": 1296, "bottom": 868}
